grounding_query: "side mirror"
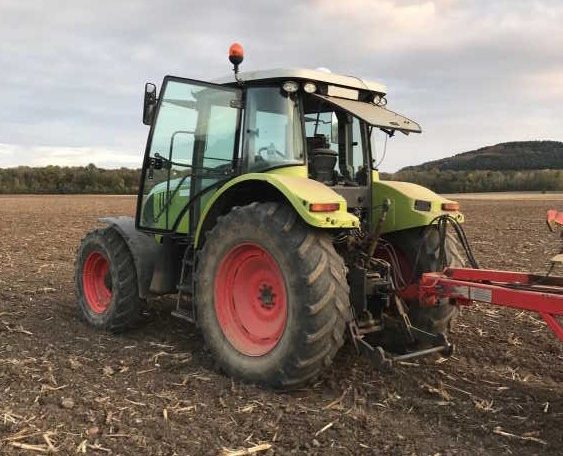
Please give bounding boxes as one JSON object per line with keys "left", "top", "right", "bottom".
{"left": 143, "top": 82, "right": 157, "bottom": 125}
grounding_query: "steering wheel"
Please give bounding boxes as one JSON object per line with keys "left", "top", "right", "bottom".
{"left": 258, "top": 143, "right": 285, "bottom": 160}
{"left": 211, "top": 163, "right": 234, "bottom": 176}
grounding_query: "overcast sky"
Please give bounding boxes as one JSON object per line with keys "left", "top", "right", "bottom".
{"left": 1, "top": 0, "right": 562, "bottom": 172}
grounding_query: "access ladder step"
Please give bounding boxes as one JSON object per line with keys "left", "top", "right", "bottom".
{"left": 171, "top": 309, "right": 195, "bottom": 324}
{"left": 177, "top": 283, "right": 191, "bottom": 293}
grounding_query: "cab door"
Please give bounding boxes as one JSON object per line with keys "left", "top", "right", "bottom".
{"left": 137, "top": 76, "right": 242, "bottom": 233}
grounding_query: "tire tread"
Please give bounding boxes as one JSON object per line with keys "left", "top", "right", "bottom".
{"left": 75, "top": 226, "right": 143, "bottom": 332}
{"left": 195, "top": 202, "right": 350, "bottom": 388}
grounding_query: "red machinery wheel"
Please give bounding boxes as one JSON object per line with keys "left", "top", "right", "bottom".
{"left": 196, "top": 202, "right": 351, "bottom": 388}
{"left": 75, "top": 227, "right": 144, "bottom": 331}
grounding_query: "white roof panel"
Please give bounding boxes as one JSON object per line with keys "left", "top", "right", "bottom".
{"left": 214, "top": 68, "right": 387, "bottom": 94}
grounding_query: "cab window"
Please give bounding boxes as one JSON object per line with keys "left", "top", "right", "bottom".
{"left": 244, "top": 87, "right": 304, "bottom": 172}
{"left": 139, "top": 78, "right": 241, "bottom": 231}
{"left": 304, "top": 104, "right": 367, "bottom": 186}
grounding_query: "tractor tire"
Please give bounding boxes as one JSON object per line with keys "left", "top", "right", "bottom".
{"left": 75, "top": 227, "right": 144, "bottom": 332}
{"left": 195, "top": 202, "right": 351, "bottom": 388}
{"left": 384, "top": 226, "right": 464, "bottom": 339}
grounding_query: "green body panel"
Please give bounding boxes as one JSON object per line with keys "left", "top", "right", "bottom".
{"left": 172, "top": 186, "right": 213, "bottom": 235}
{"left": 144, "top": 178, "right": 190, "bottom": 231}
{"left": 194, "top": 171, "right": 360, "bottom": 246}
{"left": 147, "top": 165, "right": 462, "bottom": 243}
{"left": 146, "top": 177, "right": 217, "bottom": 233}
{"left": 372, "top": 171, "right": 463, "bottom": 234}
{"left": 266, "top": 164, "right": 308, "bottom": 178}
{"left": 166, "top": 167, "right": 310, "bottom": 234}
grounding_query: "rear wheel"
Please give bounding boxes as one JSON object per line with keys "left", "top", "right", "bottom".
{"left": 195, "top": 202, "right": 351, "bottom": 388}
{"left": 381, "top": 226, "right": 464, "bottom": 342}
{"left": 75, "top": 227, "right": 143, "bottom": 331}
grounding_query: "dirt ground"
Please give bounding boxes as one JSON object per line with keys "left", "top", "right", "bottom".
{"left": 0, "top": 195, "right": 561, "bottom": 455}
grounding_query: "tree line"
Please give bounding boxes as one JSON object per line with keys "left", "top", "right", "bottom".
{"left": 0, "top": 164, "right": 561, "bottom": 194}
{"left": 382, "top": 169, "right": 562, "bottom": 193}
{"left": 0, "top": 164, "right": 140, "bottom": 194}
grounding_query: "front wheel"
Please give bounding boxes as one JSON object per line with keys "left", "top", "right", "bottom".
{"left": 195, "top": 202, "right": 351, "bottom": 388}
{"left": 75, "top": 227, "right": 144, "bottom": 331}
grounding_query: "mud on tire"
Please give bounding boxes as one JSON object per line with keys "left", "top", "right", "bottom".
{"left": 195, "top": 202, "right": 351, "bottom": 388}
{"left": 75, "top": 227, "right": 144, "bottom": 332}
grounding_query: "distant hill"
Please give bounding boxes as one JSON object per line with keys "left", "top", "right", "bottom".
{"left": 386, "top": 141, "right": 563, "bottom": 193}
{"left": 400, "top": 141, "right": 563, "bottom": 172}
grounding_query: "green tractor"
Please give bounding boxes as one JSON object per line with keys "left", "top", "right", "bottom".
{"left": 75, "top": 44, "right": 465, "bottom": 387}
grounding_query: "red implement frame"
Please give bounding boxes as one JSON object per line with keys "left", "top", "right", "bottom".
{"left": 419, "top": 268, "right": 563, "bottom": 341}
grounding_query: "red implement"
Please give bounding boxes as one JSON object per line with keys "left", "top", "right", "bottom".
{"left": 547, "top": 209, "right": 563, "bottom": 232}
{"left": 419, "top": 268, "right": 563, "bottom": 341}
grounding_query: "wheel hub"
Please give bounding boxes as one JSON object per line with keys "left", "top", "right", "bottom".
{"left": 258, "top": 284, "right": 276, "bottom": 309}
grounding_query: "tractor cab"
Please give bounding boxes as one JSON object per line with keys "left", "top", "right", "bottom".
{"left": 138, "top": 53, "right": 422, "bottom": 236}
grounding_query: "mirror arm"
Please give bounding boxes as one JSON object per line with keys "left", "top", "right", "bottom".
{"left": 143, "top": 82, "right": 158, "bottom": 125}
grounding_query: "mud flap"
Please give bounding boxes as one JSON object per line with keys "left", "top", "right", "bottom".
{"left": 149, "top": 236, "right": 182, "bottom": 295}
{"left": 99, "top": 216, "right": 159, "bottom": 299}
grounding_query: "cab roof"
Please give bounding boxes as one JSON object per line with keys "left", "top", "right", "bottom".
{"left": 214, "top": 68, "right": 387, "bottom": 95}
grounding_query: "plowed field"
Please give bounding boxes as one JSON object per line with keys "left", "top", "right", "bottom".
{"left": 0, "top": 195, "right": 561, "bottom": 455}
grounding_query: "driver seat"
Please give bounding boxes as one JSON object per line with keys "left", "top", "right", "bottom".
{"left": 309, "top": 148, "right": 337, "bottom": 184}
{"left": 307, "top": 135, "right": 336, "bottom": 184}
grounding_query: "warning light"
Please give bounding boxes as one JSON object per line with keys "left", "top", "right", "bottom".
{"left": 229, "top": 43, "right": 244, "bottom": 66}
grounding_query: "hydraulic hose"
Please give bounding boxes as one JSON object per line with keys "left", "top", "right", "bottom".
{"left": 367, "top": 198, "right": 392, "bottom": 259}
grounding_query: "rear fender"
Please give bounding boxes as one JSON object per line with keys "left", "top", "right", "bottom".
{"left": 372, "top": 178, "right": 464, "bottom": 234}
{"left": 99, "top": 216, "right": 159, "bottom": 298}
{"left": 194, "top": 173, "right": 360, "bottom": 247}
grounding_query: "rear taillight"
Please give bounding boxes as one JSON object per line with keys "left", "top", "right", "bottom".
{"left": 309, "top": 203, "right": 340, "bottom": 212}
{"left": 442, "top": 202, "right": 460, "bottom": 211}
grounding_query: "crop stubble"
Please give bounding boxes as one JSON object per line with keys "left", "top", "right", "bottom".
{"left": 0, "top": 195, "right": 561, "bottom": 455}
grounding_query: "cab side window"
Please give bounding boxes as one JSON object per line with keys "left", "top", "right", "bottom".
{"left": 244, "top": 87, "right": 304, "bottom": 172}
{"left": 304, "top": 107, "right": 366, "bottom": 186}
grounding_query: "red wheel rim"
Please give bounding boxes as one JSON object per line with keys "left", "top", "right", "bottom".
{"left": 82, "top": 251, "right": 112, "bottom": 313}
{"left": 214, "top": 243, "right": 287, "bottom": 356}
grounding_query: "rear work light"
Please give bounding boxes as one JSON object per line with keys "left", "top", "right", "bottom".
{"left": 442, "top": 202, "right": 460, "bottom": 211}
{"left": 309, "top": 203, "right": 340, "bottom": 212}
{"left": 303, "top": 82, "right": 317, "bottom": 93}
{"left": 282, "top": 81, "right": 299, "bottom": 93}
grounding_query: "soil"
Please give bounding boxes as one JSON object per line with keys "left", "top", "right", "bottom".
{"left": 0, "top": 195, "right": 561, "bottom": 455}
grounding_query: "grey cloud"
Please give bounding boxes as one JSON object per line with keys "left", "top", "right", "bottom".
{"left": 0, "top": 0, "right": 561, "bottom": 171}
